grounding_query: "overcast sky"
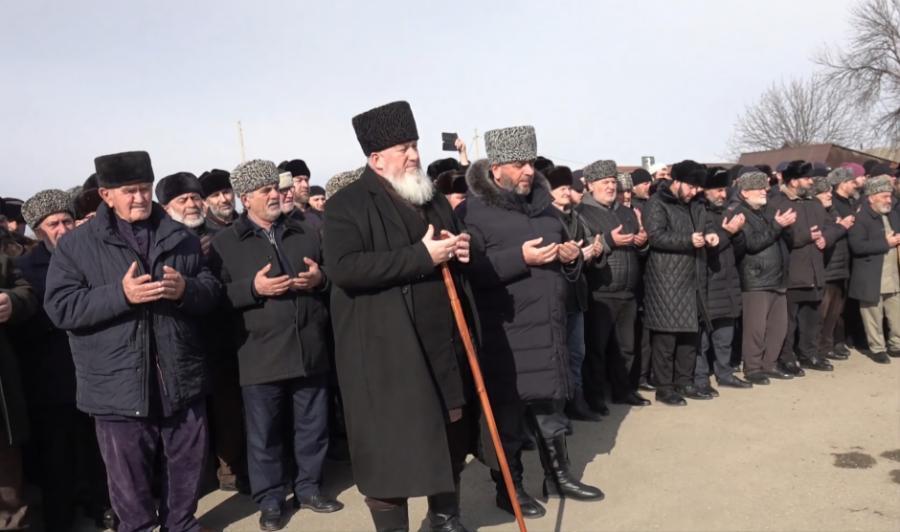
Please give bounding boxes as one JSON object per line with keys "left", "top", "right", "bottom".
{"left": 1, "top": 0, "right": 857, "bottom": 199}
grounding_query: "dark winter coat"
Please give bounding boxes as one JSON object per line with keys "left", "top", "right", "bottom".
{"left": 459, "top": 160, "right": 580, "bottom": 404}
{"left": 727, "top": 197, "right": 789, "bottom": 292}
{"left": 768, "top": 187, "right": 829, "bottom": 291}
{"left": 0, "top": 255, "right": 37, "bottom": 446}
{"left": 700, "top": 199, "right": 742, "bottom": 320}
{"left": 848, "top": 200, "right": 900, "bottom": 305}
{"left": 324, "top": 165, "right": 477, "bottom": 499}
{"left": 208, "top": 213, "right": 330, "bottom": 386}
{"left": 577, "top": 194, "right": 646, "bottom": 299}
{"left": 549, "top": 206, "right": 598, "bottom": 313}
{"left": 43, "top": 202, "right": 221, "bottom": 417}
{"left": 822, "top": 204, "right": 851, "bottom": 282}
{"left": 13, "top": 242, "right": 76, "bottom": 406}
{"left": 642, "top": 181, "right": 709, "bottom": 332}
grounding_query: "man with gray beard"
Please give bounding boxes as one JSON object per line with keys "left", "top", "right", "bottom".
{"left": 199, "top": 169, "right": 238, "bottom": 233}
{"left": 324, "top": 101, "right": 476, "bottom": 532}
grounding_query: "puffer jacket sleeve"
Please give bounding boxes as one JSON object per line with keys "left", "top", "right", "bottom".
{"left": 43, "top": 236, "right": 132, "bottom": 331}
{"left": 465, "top": 222, "right": 530, "bottom": 287}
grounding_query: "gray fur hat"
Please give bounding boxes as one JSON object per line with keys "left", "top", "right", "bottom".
{"left": 231, "top": 159, "right": 279, "bottom": 196}
{"left": 22, "top": 189, "right": 74, "bottom": 229}
{"left": 733, "top": 171, "right": 769, "bottom": 191}
{"left": 827, "top": 167, "right": 855, "bottom": 186}
{"left": 582, "top": 160, "right": 618, "bottom": 183}
{"left": 326, "top": 167, "right": 365, "bottom": 199}
{"left": 484, "top": 126, "right": 537, "bottom": 165}
{"left": 811, "top": 176, "right": 832, "bottom": 196}
{"left": 616, "top": 173, "right": 633, "bottom": 192}
{"left": 864, "top": 174, "right": 893, "bottom": 196}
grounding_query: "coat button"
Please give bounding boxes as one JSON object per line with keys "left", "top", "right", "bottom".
{"left": 402, "top": 286, "right": 409, "bottom": 294}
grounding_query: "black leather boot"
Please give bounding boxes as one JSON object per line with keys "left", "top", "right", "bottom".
{"left": 491, "top": 454, "right": 546, "bottom": 518}
{"left": 538, "top": 435, "right": 605, "bottom": 501}
{"left": 369, "top": 503, "right": 409, "bottom": 532}
{"left": 427, "top": 486, "right": 469, "bottom": 532}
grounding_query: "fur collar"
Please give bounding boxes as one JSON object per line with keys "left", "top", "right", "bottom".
{"left": 465, "top": 158, "right": 552, "bottom": 216}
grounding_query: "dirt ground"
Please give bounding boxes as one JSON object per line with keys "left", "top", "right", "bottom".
{"left": 74, "top": 349, "right": 899, "bottom": 531}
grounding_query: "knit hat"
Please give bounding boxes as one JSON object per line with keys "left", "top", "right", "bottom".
{"left": 435, "top": 170, "right": 468, "bottom": 195}
{"left": 484, "top": 126, "right": 537, "bottom": 165}
{"left": 704, "top": 168, "right": 730, "bottom": 190}
{"left": 94, "top": 151, "right": 154, "bottom": 188}
{"left": 155, "top": 172, "right": 202, "bottom": 205}
{"left": 840, "top": 162, "right": 866, "bottom": 178}
{"left": 616, "top": 173, "right": 633, "bottom": 192}
{"left": 631, "top": 168, "right": 652, "bottom": 186}
{"left": 582, "top": 160, "right": 618, "bottom": 183}
{"left": 864, "top": 174, "right": 893, "bottom": 196}
{"left": 325, "top": 167, "right": 365, "bottom": 199}
{"left": 277, "top": 159, "right": 311, "bottom": 178}
{"left": 811, "top": 176, "right": 832, "bottom": 196}
{"left": 670, "top": 160, "right": 706, "bottom": 187}
{"left": 198, "top": 169, "right": 232, "bottom": 198}
{"left": 309, "top": 185, "right": 326, "bottom": 198}
{"left": 231, "top": 159, "right": 280, "bottom": 196}
{"left": 426, "top": 158, "right": 460, "bottom": 180}
{"left": 22, "top": 189, "right": 74, "bottom": 229}
{"left": 352, "top": 101, "right": 419, "bottom": 156}
{"left": 827, "top": 167, "right": 855, "bottom": 186}
{"left": 546, "top": 165, "right": 574, "bottom": 190}
{"left": 734, "top": 171, "right": 769, "bottom": 191}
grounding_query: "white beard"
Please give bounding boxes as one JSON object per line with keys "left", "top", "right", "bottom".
{"left": 385, "top": 168, "right": 435, "bottom": 206}
{"left": 170, "top": 210, "right": 206, "bottom": 228}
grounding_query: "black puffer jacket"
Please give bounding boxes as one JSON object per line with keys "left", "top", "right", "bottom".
{"left": 642, "top": 181, "right": 709, "bottom": 333}
{"left": 44, "top": 203, "right": 221, "bottom": 417}
{"left": 822, "top": 204, "right": 851, "bottom": 282}
{"left": 459, "top": 160, "right": 580, "bottom": 402}
{"left": 577, "top": 194, "right": 646, "bottom": 298}
{"left": 727, "top": 196, "right": 788, "bottom": 292}
{"left": 701, "top": 199, "right": 742, "bottom": 320}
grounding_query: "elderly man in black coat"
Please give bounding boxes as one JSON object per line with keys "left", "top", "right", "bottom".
{"left": 848, "top": 175, "right": 900, "bottom": 364}
{"left": 768, "top": 161, "right": 836, "bottom": 373}
{"left": 694, "top": 169, "right": 753, "bottom": 394}
{"left": 0, "top": 253, "right": 37, "bottom": 530}
{"left": 208, "top": 159, "right": 341, "bottom": 530}
{"left": 576, "top": 160, "right": 651, "bottom": 411}
{"left": 643, "top": 160, "right": 718, "bottom": 405}
{"left": 44, "top": 151, "right": 221, "bottom": 532}
{"left": 460, "top": 126, "right": 603, "bottom": 519}
{"left": 15, "top": 190, "right": 114, "bottom": 530}
{"left": 158, "top": 172, "right": 250, "bottom": 494}
{"left": 324, "top": 101, "right": 475, "bottom": 532}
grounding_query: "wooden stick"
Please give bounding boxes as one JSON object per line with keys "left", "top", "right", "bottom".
{"left": 440, "top": 263, "right": 527, "bottom": 532}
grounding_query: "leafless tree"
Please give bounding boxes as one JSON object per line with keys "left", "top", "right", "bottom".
{"left": 729, "top": 76, "right": 874, "bottom": 156}
{"left": 817, "top": 0, "right": 900, "bottom": 146}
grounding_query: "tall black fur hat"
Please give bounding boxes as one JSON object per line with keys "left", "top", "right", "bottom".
{"left": 427, "top": 158, "right": 460, "bottom": 180}
{"left": 534, "top": 156, "right": 555, "bottom": 175}
{"left": 546, "top": 165, "right": 574, "bottom": 190}
{"left": 352, "top": 101, "right": 419, "bottom": 156}
{"left": 94, "top": 151, "right": 154, "bottom": 188}
{"left": 155, "top": 172, "right": 202, "bottom": 205}
{"left": 198, "top": 169, "right": 232, "bottom": 198}
{"left": 670, "top": 160, "right": 707, "bottom": 187}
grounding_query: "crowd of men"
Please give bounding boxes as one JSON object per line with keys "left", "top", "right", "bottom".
{"left": 0, "top": 99, "right": 898, "bottom": 532}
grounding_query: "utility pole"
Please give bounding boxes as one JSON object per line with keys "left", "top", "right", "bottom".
{"left": 237, "top": 121, "right": 246, "bottom": 162}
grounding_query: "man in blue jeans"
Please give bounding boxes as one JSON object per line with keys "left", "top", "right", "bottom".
{"left": 208, "top": 159, "right": 342, "bottom": 531}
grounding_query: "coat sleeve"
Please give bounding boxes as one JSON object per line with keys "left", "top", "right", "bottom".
{"left": 178, "top": 265, "right": 221, "bottom": 315}
{"left": 645, "top": 200, "right": 694, "bottom": 252}
{"left": 742, "top": 213, "right": 783, "bottom": 254}
{"left": 464, "top": 221, "right": 530, "bottom": 287}
{"left": 821, "top": 219, "right": 847, "bottom": 250}
{"left": 323, "top": 194, "right": 435, "bottom": 291}
{"left": 0, "top": 256, "right": 38, "bottom": 324}
{"left": 849, "top": 218, "right": 890, "bottom": 257}
{"left": 43, "top": 237, "right": 133, "bottom": 330}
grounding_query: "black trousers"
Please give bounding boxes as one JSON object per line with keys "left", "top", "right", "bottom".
{"left": 819, "top": 281, "right": 847, "bottom": 352}
{"left": 780, "top": 290, "right": 823, "bottom": 363}
{"left": 584, "top": 296, "right": 638, "bottom": 400}
{"left": 650, "top": 331, "right": 698, "bottom": 389}
{"left": 242, "top": 375, "right": 329, "bottom": 510}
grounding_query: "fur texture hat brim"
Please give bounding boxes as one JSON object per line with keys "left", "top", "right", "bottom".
{"left": 94, "top": 151, "right": 154, "bottom": 188}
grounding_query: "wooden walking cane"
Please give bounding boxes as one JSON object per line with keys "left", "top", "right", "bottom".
{"left": 439, "top": 262, "right": 528, "bottom": 532}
